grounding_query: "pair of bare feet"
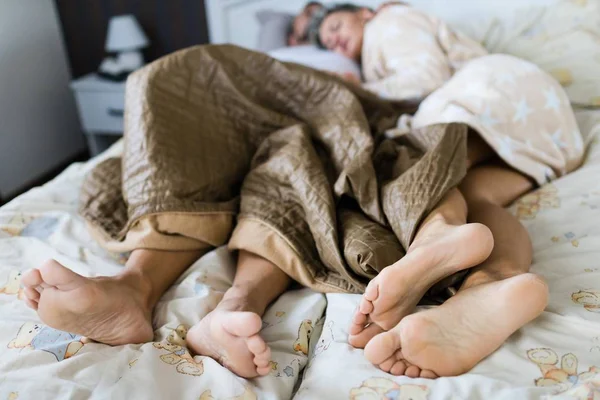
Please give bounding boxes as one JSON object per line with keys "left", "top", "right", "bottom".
{"left": 21, "top": 218, "right": 548, "bottom": 379}
{"left": 347, "top": 219, "right": 549, "bottom": 378}
{"left": 22, "top": 261, "right": 272, "bottom": 378}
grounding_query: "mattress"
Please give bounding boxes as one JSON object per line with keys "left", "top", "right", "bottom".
{"left": 1, "top": 109, "right": 599, "bottom": 400}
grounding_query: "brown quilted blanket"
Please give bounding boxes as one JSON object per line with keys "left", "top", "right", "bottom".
{"left": 80, "top": 45, "right": 468, "bottom": 294}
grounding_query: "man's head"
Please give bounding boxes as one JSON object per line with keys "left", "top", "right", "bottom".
{"left": 309, "top": 4, "right": 375, "bottom": 61}
{"left": 288, "top": 2, "right": 324, "bottom": 46}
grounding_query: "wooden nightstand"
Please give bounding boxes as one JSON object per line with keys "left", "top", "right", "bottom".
{"left": 71, "top": 74, "right": 126, "bottom": 156}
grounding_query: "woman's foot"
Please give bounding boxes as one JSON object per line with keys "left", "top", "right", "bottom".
{"left": 349, "top": 219, "right": 493, "bottom": 347}
{"left": 186, "top": 294, "right": 272, "bottom": 378}
{"left": 21, "top": 260, "right": 154, "bottom": 345}
{"left": 363, "top": 273, "right": 548, "bottom": 377}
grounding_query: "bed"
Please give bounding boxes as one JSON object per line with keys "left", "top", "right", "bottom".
{"left": 2, "top": 1, "right": 600, "bottom": 399}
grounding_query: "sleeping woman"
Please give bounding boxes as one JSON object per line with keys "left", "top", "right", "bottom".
{"left": 311, "top": 3, "right": 584, "bottom": 377}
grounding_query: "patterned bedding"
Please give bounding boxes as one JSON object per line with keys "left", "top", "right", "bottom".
{"left": 1, "top": 108, "right": 599, "bottom": 400}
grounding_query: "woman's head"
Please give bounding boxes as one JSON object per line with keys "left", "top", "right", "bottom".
{"left": 309, "top": 4, "right": 375, "bottom": 61}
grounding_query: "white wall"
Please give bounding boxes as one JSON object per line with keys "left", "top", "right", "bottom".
{"left": 0, "top": 0, "right": 85, "bottom": 199}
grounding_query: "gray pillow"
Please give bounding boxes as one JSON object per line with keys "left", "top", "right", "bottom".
{"left": 256, "top": 10, "right": 295, "bottom": 52}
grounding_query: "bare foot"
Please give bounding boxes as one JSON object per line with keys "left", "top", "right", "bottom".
{"left": 349, "top": 219, "right": 493, "bottom": 347}
{"left": 186, "top": 297, "right": 272, "bottom": 378}
{"left": 364, "top": 273, "right": 548, "bottom": 377}
{"left": 21, "top": 260, "right": 153, "bottom": 345}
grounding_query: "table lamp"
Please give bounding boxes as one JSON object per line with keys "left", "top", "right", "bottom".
{"left": 98, "top": 15, "right": 149, "bottom": 80}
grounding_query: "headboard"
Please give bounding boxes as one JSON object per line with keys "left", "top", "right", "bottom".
{"left": 204, "top": 0, "right": 558, "bottom": 51}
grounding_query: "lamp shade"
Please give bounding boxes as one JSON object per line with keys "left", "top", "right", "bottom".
{"left": 105, "top": 14, "right": 149, "bottom": 52}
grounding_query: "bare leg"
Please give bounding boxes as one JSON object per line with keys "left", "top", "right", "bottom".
{"left": 21, "top": 249, "right": 205, "bottom": 345}
{"left": 348, "top": 188, "right": 493, "bottom": 348}
{"left": 363, "top": 164, "right": 548, "bottom": 377}
{"left": 187, "top": 250, "right": 291, "bottom": 378}
{"left": 458, "top": 164, "right": 535, "bottom": 288}
{"left": 348, "top": 133, "right": 498, "bottom": 348}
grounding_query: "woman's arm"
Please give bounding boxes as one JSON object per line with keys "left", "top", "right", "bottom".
{"left": 361, "top": 7, "right": 452, "bottom": 100}
{"left": 361, "top": 7, "right": 486, "bottom": 100}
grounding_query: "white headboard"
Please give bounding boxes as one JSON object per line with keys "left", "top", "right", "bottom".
{"left": 205, "top": 0, "right": 559, "bottom": 51}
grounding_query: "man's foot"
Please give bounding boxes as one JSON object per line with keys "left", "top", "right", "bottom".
{"left": 363, "top": 273, "right": 548, "bottom": 377}
{"left": 186, "top": 297, "right": 272, "bottom": 378}
{"left": 349, "top": 220, "right": 493, "bottom": 347}
{"left": 21, "top": 259, "right": 154, "bottom": 345}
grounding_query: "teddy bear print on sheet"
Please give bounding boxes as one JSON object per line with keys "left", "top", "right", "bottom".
{"left": 527, "top": 348, "right": 600, "bottom": 396}
{"left": 293, "top": 320, "right": 313, "bottom": 356}
{"left": 267, "top": 317, "right": 308, "bottom": 378}
{"left": 262, "top": 311, "right": 287, "bottom": 330}
{"left": 0, "top": 214, "right": 59, "bottom": 240}
{"left": 152, "top": 324, "right": 204, "bottom": 376}
{"left": 199, "top": 386, "right": 257, "bottom": 400}
{"left": 512, "top": 184, "right": 561, "bottom": 220}
{"left": 0, "top": 270, "right": 23, "bottom": 299}
{"left": 7, "top": 322, "right": 86, "bottom": 362}
{"left": 580, "top": 191, "right": 600, "bottom": 210}
{"left": 572, "top": 290, "right": 600, "bottom": 313}
{"left": 309, "top": 320, "right": 334, "bottom": 361}
{"left": 551, "top": 232, "right": 586, "bottom": 248}
{"left": 349, "top": 378, "right": 430, "bottom": 400}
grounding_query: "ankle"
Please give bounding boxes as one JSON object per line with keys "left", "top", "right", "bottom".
{"left": 220, "top": 286, "right": 265, "bottom": 315}
{"left": 117, "top": 269, "right": 155, "bottom": 309}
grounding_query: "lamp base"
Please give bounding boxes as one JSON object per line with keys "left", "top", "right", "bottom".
{"left": 117, "top": 51, "right": 144, "bottom": 70}
{"left": 97, "top": 50, "right": 144, "bottom": 81}
{"left": 98, "top": 70, "right": 132, "bottom": 82}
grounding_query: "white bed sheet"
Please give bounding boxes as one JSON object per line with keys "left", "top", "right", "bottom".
{"left": 0, "top": 109, "right": 599, "bottom": 400}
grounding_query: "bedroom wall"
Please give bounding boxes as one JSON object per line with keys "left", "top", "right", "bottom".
{"left": 55, "top": 0, "right": 210, "bottom": 78}
{"left": 0, "top": 0, "right": 85, "bottom": 200}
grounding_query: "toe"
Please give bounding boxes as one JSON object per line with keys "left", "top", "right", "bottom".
{"left": 247, "top": 334, "right": 268, "bottom": 356}
{"left": 348, "top": 323, "right": 384, "bottom": 349}
{"left": 359, "top": 297, "right": 374, "bottom": 314}
{"left": 348, "top": 321, "right": 365, "bottom": 336}
{"left": 256, "top": 366, "right": 271, "bottom": 376}
{"left": 222, "top": 312, "right": 262, "bottom": 337}
{"left": 390, "top": 360, "right": 408, "bottom": 376}
{"left": 364, "top": 327, "right": 401, "bottom": 365}
{"left": 253, "top": 346, "right": 271, "bottom": 365}
{"left": 254, "top": 356, "right": 270, "bottom": 368}
{"left": 24, "top": 287, "right": 40, "bottom": 302}
{"left": 364, "top": 280, "right": 379, "bottom": 302}
{"left": 378, "top": 355, "right": 396, "bottom": 373}
{"left": 38, "top": 260, "right": 84, "bottom": 290}
{"left": 24, "top": 297, "right": 38, "bottom": 310}
{"left": 351, "top": 310, "right": 369, "bottom": 326}
{"left": 405, "top": 365, "right": 421, "bottom": 378}
{"left": 420, "top": 369, "right": 438, "bottom": 379}
{"left": 21, "top": 268, "right": 43, "bottom": 288}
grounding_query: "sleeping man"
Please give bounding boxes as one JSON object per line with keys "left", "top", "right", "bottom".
{"left": 19, "top": 2, "right": 582, "bottom": 381}
{"left": 288, "top": 1, "right": 324, "bottom": 46}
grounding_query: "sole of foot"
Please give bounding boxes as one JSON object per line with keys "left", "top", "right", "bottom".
{"left": 363, "top": 273, "right": 548, "bottom": 377}
{"left": 349, "top": 222, "right": 493, "bottom": 347}
{"left": 186, "top": 309, "right": 272, "bottom": 378}
{"left": 21, "top": 259, "right": 154, "bottom": 345}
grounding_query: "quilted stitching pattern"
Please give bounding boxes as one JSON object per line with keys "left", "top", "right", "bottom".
{"left": 80, "top": 45, "right": 467, "bottom": 293}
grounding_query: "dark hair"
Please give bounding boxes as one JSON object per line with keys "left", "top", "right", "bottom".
{"left": 305, "top": 1, "right": 324, "bottom": 8}
{"left": 308, "top": 3, "right": 369, "bottom": 49}
{"left": 287, "top": 2, "right": 325, "bottom": 44}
